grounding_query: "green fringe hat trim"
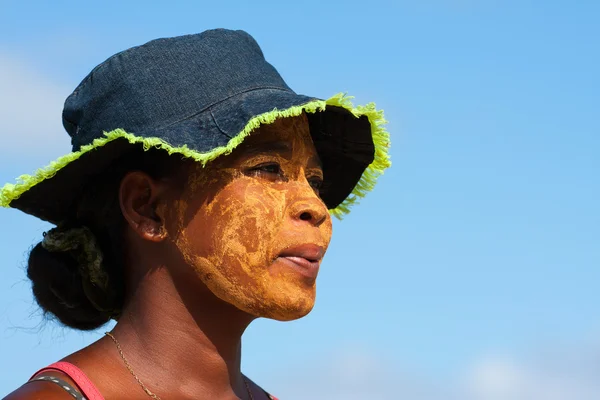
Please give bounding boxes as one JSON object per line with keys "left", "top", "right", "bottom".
{"left": 0, "top": 93, "right": 391, "bottom": 219}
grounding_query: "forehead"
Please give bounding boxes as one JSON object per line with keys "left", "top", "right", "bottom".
{"left": 244, "top": 114, "right": 311, "bottom": 146}
{"left": 229, "top": 114, "right": 320, "bottom": 162}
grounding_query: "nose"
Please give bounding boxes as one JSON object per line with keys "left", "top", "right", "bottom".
{"left": 289, "top": 197, "right": 329, "bottom": 227}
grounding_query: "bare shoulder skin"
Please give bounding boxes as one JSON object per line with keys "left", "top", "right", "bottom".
{"left": 5, "top": 371, "right": 79, "bottom": 400}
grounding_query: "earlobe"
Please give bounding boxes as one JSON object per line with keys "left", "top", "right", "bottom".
{"left": 119, "top": 171, "right": 169, "bottom": 242}
{"left": 137, "top": 218, "right": 169, "bottom": 242}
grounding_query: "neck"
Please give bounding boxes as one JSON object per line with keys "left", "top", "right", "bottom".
{"left": 109, "top": 264, "right": 255, "bottom": 399}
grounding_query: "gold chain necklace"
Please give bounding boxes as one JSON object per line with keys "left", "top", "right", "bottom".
{"left": 105, "top": 332, "right": 254, "bottom": 400}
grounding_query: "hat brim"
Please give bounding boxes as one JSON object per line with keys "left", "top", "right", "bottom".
{"left": 1, "top": 93, "right": 390, "bottom": 224}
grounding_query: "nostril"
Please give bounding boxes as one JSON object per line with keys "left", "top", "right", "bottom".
{"left": 299, "top": 212, "right": 312, "bottom": 221}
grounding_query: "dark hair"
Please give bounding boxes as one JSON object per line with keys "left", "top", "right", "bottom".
{"left": 27, "top": 145, "right": 185, "bottom": 330}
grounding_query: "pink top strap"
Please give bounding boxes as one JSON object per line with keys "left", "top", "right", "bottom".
{"left": 31, "top": 361, "right": 105, "bottom": 400}
{"left": 32, "top": 361, "right": 279, "bottom": 400}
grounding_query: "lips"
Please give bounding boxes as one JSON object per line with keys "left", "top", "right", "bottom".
{"left": 279, "top": 244, "right": 325, "bottom": 262}
{"left": 276, "top": 244, "right": 325, "bottom": 280}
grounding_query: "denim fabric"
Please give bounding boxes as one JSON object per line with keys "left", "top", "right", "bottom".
{"left": 9, "top": 29, "right": 376, "bottom": 223}
{"left": 63, "top": 29, "right": 314, "bottom": 152}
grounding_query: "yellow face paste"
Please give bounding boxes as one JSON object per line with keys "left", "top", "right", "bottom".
{"left": 165, "top": 115, "right": 332, "bottom": 320}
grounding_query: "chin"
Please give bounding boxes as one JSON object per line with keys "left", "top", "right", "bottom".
{"left": 267, "top": 299, "right": 315, "bottom": 321}
{"left": 245, "top": 288, "right": 317, "bottom": 321}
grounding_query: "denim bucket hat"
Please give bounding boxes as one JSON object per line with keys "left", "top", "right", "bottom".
{"left": 0, "top": 29, "right": 390, "bottom": 224}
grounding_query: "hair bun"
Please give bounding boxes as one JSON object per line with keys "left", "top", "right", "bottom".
{"left": 27, "top": 240, "right": 111, "bottom": 330}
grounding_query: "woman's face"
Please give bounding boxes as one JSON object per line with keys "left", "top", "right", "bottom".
{"left": 165, "top": 115, "right": 332, "bottom": 320}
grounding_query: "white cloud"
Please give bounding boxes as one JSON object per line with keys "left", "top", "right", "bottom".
{"left": 268, "top": 344, "right": 448, "bottom": 400}
{"left": 269, "top": 337, "right": 600, "bottom": 400}
{"left": 463, "top": 341, "right": 600, "bottom": 400}
{"left": 0, "top": 54, "right": 71, "bottom": 157}
{"left": 465, "top": 357, "right": 529, "bottom": 400}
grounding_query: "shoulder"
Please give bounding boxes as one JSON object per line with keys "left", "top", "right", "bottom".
{"left": 3, "top": 370, "right": 81, "bottom": 400}
{"left": 3, "top": 380, "right": 76, "bottom": 400}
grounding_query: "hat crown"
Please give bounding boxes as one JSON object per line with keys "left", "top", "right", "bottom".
{"left": 63, "top": 29, "right": 293, "bottom": 149}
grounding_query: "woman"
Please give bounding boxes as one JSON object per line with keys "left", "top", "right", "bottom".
{"left": 1, "top": 29, "right": 390, "bottom": 399}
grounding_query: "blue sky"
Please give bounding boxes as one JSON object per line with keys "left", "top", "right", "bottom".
{"left": 1, "top": 1, "right": 599, "bottom": 398}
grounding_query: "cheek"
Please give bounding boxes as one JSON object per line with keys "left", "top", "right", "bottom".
{"left": 185, "top": 177, "right": 290, "bottom": 274}
{"left": 169, "top": 174, "right": 329, "bottom": 319}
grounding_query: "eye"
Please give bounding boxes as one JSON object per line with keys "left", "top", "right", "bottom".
{"left": 307, "top": 175, "right": 324, "bottom": 193}
{"left": 246, "top": 162, "right": 285, "bottom": 180}
{"left": 257, "top": 163, "right": 282, "bottom": 175}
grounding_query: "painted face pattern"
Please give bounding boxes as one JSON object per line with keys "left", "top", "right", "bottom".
{"left": 165, "top": 115, "right": 333, "bottom": 320}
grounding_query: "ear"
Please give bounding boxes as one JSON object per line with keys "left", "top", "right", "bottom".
{"left": 119, "top": 171, "right": 169, "bottom": 242}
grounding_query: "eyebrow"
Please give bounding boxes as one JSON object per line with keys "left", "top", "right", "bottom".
{"left": 245, "top": 140, "right": 323, "bottom": 168}
{"left": 307, "top": 155, "right": 323, "bottom": 169}
{"left": 246, "top": 141, "right": 292, "bottom": 156}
